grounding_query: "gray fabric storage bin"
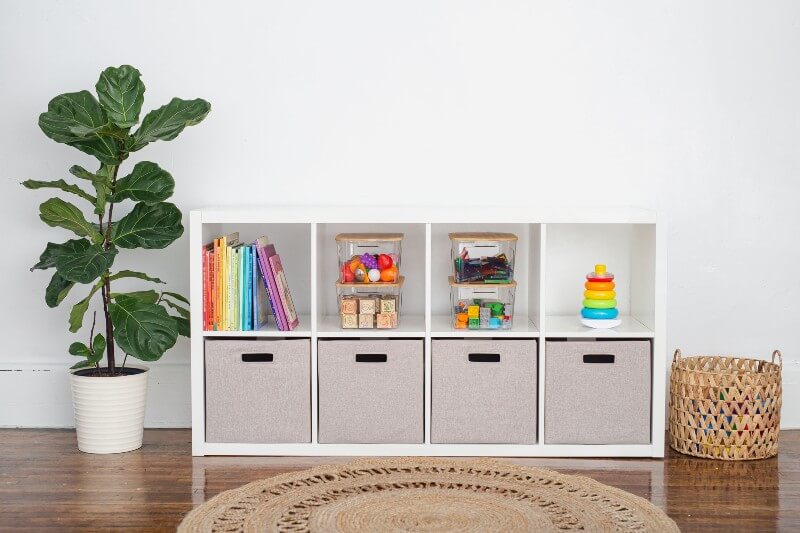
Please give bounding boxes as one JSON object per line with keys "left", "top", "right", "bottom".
{"left": 432, "top": 339, "right": 537, "bottom": 444}
{"left": 318, "top": 339, "right": 423, "bottom": 444}
{"left": 545, "top": 340, "right": 651, "bottom": 444}
{"left": 205, "top": 338, "right": 311, "bottom": 443}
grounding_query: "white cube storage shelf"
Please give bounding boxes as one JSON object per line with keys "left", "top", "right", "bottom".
{"left": 190, "top": 207, "right": 666, "bottom": 457}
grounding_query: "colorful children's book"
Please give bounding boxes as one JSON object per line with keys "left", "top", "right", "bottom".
{"left": 252, "top": 245, "right": 269, "bottom": 330}
{"left": 254, "top": 237, "right": 288, "bottom": 331}
{"left": 267, "top": 252, "right": 299, "bottom": 330}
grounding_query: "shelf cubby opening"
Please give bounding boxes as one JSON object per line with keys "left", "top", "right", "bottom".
{"left": 200, "top": 222, "right": 312, "bottom": 335}
{"left": 544, "top": 223, "right": 655, "bottom": 338}
{"left": 315, "top": 223, "right": 426, "bottom": 335}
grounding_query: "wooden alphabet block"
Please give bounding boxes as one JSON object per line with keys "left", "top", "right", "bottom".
{"left": 358, "top": 313, "right": 374, "bottom": 328}
{"left": 380, "top": 298, "right": 396, "bottom": 314}
{"left": 341, "top": 313, "right": 358, "bottom": 329}
{"left": 340, "top": 297, "right": 357, "bottom": 315}
{"left": 359, "top": 298, "right": 377, "bottom": 315}
{"left": 376, "top": 313, "right": 393, "bottom": 329}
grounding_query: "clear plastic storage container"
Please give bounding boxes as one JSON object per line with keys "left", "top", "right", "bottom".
{"left": 449, "top": 232, "right": 517, "bottom": 283}
{"left": 337, "top": 277, "right": 404, "bottom": 329}
{"left": 337, "top": 233, "right": 403, "bottom": 284}
{"left": 449, "top": 277, "right": 515, "bottom": 330}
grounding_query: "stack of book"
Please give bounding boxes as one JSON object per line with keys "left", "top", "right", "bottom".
{"left": 202, "top": 233, "right": 299, "bottom": 331}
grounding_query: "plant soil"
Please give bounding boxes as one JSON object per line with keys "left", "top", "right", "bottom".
{"left": 73, "top": 367, "right": 146, "bottom": 378}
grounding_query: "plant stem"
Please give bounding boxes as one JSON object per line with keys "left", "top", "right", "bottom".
{"left": 102, "top": 164, "right": 120, "bottom": 375}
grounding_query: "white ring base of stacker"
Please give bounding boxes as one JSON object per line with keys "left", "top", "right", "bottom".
{"left": 581, "top": 317, "right": 622, "bottom": 329}
{"left": 69, "top": 364, "right": 149, "bottom": 454}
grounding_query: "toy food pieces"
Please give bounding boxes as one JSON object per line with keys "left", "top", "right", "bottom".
{"left": 580, "top": 264, "right": 621, "bottom": 328}
{"left": 337, "top": 233, "right": 403, "bottom": 284}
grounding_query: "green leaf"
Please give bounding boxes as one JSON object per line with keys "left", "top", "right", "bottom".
{"left": 67, "top": 165, "right": 114, "bottom": 215}
{"left": 69, "top": 165, "right": 100, "bottom": 181}
{"left": 55, "top": 241, "right": 117, "bottom": 284}
{"left": 129, "top": 97, "right": 210, "bottom": 151}
{"left": 45, "top": 272, "right": 75, "bottom": 308}
{"left": 111, "top": 290, "right": 159, "bottom": 304}
{"left": 70, "top": 359, "right": 94, "bottom": 370}
{"left": 68, "top": 282, "right": 102, "bottom": 333}
{"left": 161, "top": 297, "right": 190, "bottom": 319}
{"left": 162, "top": 291, "right": 189, "bottom": 305}
{"left": 112, "top": 161, "right": 174, "bottom": 204}
{"left": 174, "top": 316, "right": 190, "bottom": 338}
{"left": 108, "top": 270, "right": 165, "bottom": 284}
{"left": 31, "top": 239, "right": 88, "bottom": 271}
{"left": 38, "top": 91, "right": 121, "bottom": 164}
{"left": 39, "top": 198, "right": 103, "bottom": 243}
{"left": 109, "top": 295, "right": 179, "bottom": 361}
{"left": 92, "top": 334, "right": 106, "bottom": 359}
{"left": 95, "top": 65, "right": 145, "bottom": 129}
{"left": 112, "top": 202, "right": 183, "bottom": 249}
{"left": 22, "top": 179, "right": 95, "bottom": 205}
{"left": 69, "top": 342, "right": 91, "bottom": 357}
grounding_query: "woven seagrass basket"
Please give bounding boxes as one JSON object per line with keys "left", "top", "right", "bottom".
{"left": 669, "top": 349, "right": 782, "bottom": 460}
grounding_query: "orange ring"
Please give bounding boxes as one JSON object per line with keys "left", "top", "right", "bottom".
{"left": 585, "top": 281, "right": 615, "bottom": 291}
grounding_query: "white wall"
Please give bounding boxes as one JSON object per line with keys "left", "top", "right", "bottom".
{"left": 1, "top": 1, "right": 798, "bottom": 428}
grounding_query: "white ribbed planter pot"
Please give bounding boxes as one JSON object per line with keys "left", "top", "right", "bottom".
{"left": 69, "top": 365, "right": 149, "bottom": 454}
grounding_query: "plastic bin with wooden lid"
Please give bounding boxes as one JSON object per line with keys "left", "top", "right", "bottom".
{"left": 337, "top": 233, "right": 403, "bottom": 284}
{"left": 449, "top": 232, "right": 516, "bottom": 283}
{"left": 449, "top": 276, "right": 516, "bottom": 330}
{"left": 337, "top": 277, "right": 404, "bottom": 329}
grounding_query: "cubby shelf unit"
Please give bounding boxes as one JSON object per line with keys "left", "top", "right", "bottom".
{"left": 190, "top": 206, "right": 666, "bottom": 457}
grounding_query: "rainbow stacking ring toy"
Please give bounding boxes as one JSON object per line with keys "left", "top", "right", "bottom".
{"left": 580, "top": 264, "right": 621, "bottom": 329}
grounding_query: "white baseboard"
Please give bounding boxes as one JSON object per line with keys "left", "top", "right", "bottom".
{"left": 2, "top": 360, "right": 798, "bottom": 429}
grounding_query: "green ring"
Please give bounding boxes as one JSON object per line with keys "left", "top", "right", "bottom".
{"left": 583, "top": 298, "right": 617, "bottom": 309}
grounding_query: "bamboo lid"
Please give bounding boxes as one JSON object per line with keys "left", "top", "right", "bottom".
{"left": 447, "top": 276, "right": 516, "bottom": 288}
{"left": 335, "top": 233, "right": 404, "bottom": 242}
{"left": 448, "top": 232, "right": 518, "bottom": 242}
{"left": 336, "top": 276, "right": 405, "bottom": 288}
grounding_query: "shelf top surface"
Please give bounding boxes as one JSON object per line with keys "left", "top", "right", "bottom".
{"left": 545, "top": 315, "right": 654, "bottom": 338}
{"left": 193, "top": 206, "right": 657, "bottom": 224}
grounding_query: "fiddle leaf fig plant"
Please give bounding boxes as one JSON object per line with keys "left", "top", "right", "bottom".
{"left": 23, "top": 65, "right": 210, "bottom": 375}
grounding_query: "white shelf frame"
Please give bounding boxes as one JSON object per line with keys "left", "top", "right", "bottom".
{"left": 190, "top": 207, "right": 665, "bottom": 458}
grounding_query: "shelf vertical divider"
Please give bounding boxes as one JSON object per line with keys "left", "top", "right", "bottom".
{"left": 424, "top": 222, "right": 432, "bottom": 444}
{"left": 537, "top": 223, "right": 547, "bottom": 445}
{"left": 652, "top": 220, "right": 667, "bottom": 457}
{"left": 189, "top": 210, "right": 206, "bottom": 456}
{"left": 310, "top": 222, "right": 319, "bottom": 443}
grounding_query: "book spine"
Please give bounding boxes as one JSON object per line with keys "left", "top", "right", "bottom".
{"left": 246, "top": 247, "right": 253, "bottom": 330}
{"left": 251, "top": 245, "right": 258, "bottom": 329}
{"left": 220, "top": 238, "right": 227, "bottom": 330}
{"left": 202, "top": 248, "right": 210, "bottom": 330}
{"left": 268, "top": 254, "right": 299, "bottom": 330}
{"left": 240, "top": 247, "right": 247, "bottom": 330}
{"left": 227, "top": 244, "right": 235, "bottom": 330}
{"left": 256, "top": 246, "right": 287, "bottom": 331}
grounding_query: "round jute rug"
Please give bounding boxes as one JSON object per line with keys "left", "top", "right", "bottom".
{"left": 178, "top": 458, "right": 678, "bottom": 532}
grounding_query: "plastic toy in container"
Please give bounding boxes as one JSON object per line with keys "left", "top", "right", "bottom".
{"left": 580, "top": 264, "right": 621, "bottom": 328}
{"left": 449, "top": 277, "right": 515, "bottom": 329}
{"left": 450, "top": 233, "right": 516, "bottom": 283}
{"left": 337, "top": 277, "right": 403, "bottom": 329}
{"left": 337, "top": 233, "right": 402, "bottom": 284}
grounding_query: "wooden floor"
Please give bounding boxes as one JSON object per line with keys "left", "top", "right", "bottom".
{"left": 0, "top": 430, "right": 797, "bottom": 532}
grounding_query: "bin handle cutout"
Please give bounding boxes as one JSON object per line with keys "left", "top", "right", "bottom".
{"left": 583, "top": 353, "right": 615, "bottom": 364}
{"left": 241, "top": 353, "right": 273, "bottom": 362}
{"left": 468, "top": 353, "right": 501, "bottom": 363}
{"left": 356, "top": 353, "right": 387, "bottom": 363}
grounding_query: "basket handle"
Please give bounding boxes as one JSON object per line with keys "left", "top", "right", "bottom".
{"left": 673, "top": 349, "right": 682, "bottom": 362}
{"left": 772, "top": 349, "right": 782, "bottom": 367}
